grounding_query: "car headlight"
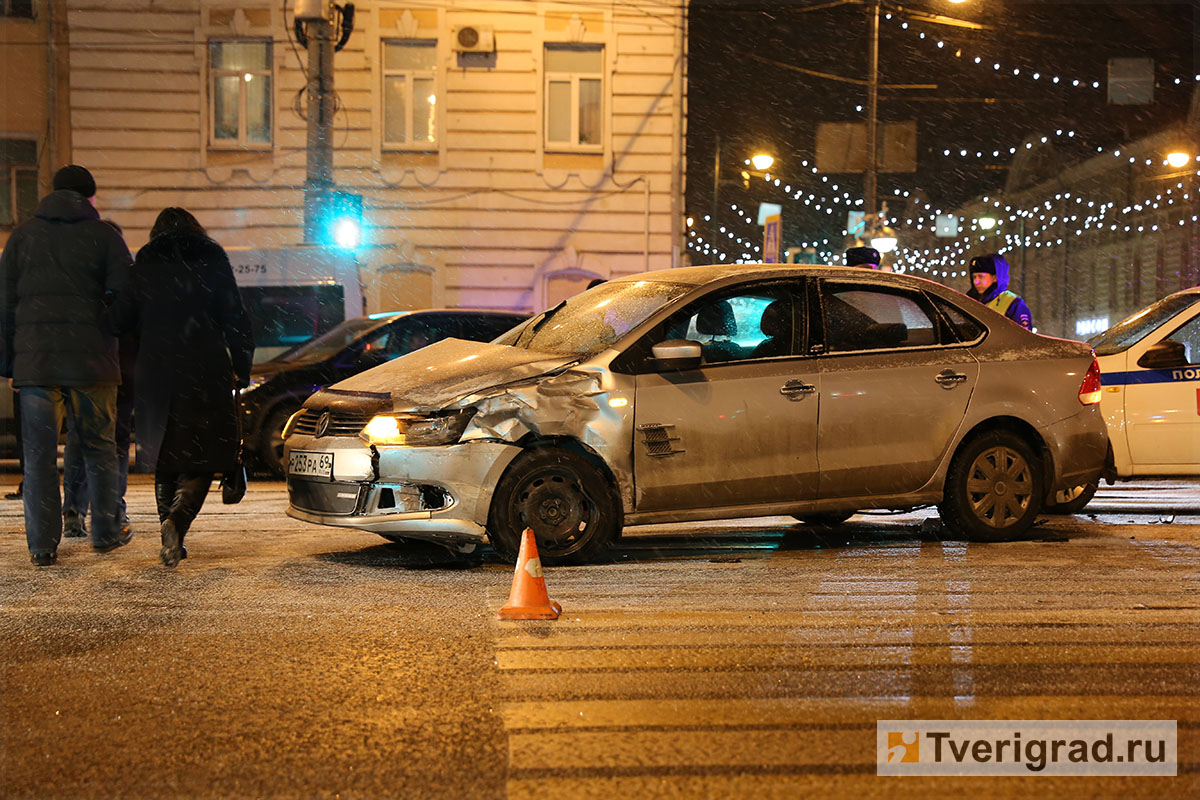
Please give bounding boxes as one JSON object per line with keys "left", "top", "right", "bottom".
{"left": 359, "top": 409, "right": 477, "bottom": 447}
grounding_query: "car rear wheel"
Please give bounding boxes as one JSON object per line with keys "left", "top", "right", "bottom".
{"left": 259, "top": 405, "right": 299, "bottom": 477}
{"left": 1042, "top": 479, "right": 1098, "bottom": 514}
{"left": 488, "top": 447, "right": 621, "bottom": 566}
{"left": 938, "top": 431, "right": 1042, "bottom": 542}
{"left": 793, "top": 511, "right": 855, "bottom": 527}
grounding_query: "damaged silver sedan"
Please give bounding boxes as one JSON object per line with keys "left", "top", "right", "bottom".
{"left": 283, "top": 265, "right": 1108, "bottom": 564}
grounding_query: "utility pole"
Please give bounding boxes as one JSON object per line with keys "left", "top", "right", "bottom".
{"left": 294, "top": 1, "right": 355, "bottom": 244}
{"left": 304, "top": 16, "right": 334, "bottom": 244}
{"left": 864, "top": 0, "right": 880, "bottom": 219}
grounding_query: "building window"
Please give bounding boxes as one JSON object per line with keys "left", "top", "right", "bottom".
{"left": 209, "top": 40, "right": 272, "bottom": 147}
{"left": 382, "top": 40, "right": 437, "bottom": 148}
{"left": 544, "top": 44, "right": 603, "bottom": 150}
{"left": 0, "top": 138, "right": 38, "bottom": 227}
{"left": 2, "top": 1, "right": 35, "bottom": 19}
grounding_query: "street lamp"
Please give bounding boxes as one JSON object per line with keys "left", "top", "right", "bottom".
{"left": 750, "top": 153, "right": 775, "bottom": 171}
{"left": 710, "top": 136, "right": 776, "bottom": 232}
{"left": 1166, "top": 150, "right": 1191, "bottom": 168}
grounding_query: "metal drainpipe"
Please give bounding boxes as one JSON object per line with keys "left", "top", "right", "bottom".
{"left": 669, "top": 4, "right": 685, "bottom": 269}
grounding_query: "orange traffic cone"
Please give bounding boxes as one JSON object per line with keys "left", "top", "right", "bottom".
{"left": 498, "top": 528, "right": 562, "bottom": 620}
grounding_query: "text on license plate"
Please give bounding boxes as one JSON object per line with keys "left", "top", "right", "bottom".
{"left": 289, "top": 451, "right": 334, "bottom": 479}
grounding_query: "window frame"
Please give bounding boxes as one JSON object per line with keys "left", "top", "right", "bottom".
{"left": 381, "top": 38, "right": 439, "bottom": 151}
{"left": 0, "top": 138, "right": 39, "bottom": 228}
{"left": 1, "top": 0, "right": 35, "bottom": 19}
{"left": 208, "top": 38, "right": 273, "bottom": 149}
{"left": 543, "top": 43, "right": 605, "bottom": 153}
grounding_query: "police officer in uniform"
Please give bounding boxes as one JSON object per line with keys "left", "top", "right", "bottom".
{"left": 967, "top": 253, "right": 1032, "bottom": 330}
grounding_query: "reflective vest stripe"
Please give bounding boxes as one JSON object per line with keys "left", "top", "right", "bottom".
{"left": 987, "top": 291, "right": 1018, "bottom": 317}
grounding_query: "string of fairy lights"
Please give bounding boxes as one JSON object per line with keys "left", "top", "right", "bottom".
{"left": 689, "top": 160, "right": 1200, "bottom": 274}
{"left": 883, "top": 11, "right": 1200, "bottom": 93}
{"left": 686, "top": 9, "right": 1200, "bottom": 270}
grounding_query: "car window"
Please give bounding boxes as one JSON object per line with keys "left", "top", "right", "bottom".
{"left": 379, "top": 317, "right": 460, "bottom": 358}
{"left": 1162, "top": 314, "right": 1200, "bottom": 365}
{"left": 929, "top": 294, "right": 985, "bottom": 343}
{"left": 665, "top": 290, "right": 794, "bottom": 365}
{"left": 612, "top": 281, "right": 803, "bottom": 373}
{"left": 272, "top": 315, "right": 387, "bottom": 363}
{"left": 820, "top": 284, "right": 939, "bottom": 352}
{"left": 1091, "top": 293, "right": 1199, "bottom": 356}
{"left": 458, "top": 314, "right": 523, "bottom": 343}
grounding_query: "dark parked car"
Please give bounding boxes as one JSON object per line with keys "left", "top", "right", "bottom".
{"left": 240, "top": 309, "right": 526, "bottom": 474}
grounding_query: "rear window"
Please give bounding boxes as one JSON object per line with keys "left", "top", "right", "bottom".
{"left": 929, "top": 294, "right": 985, "bottom": 343}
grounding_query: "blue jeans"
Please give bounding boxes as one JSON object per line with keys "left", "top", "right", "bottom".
{"left": 63, "top": 403, "right": 130, "bottom": 520}
{"left": 20, "top": 385, "right": 120, "bottom": 555}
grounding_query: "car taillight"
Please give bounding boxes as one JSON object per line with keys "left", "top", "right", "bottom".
{"left": 1078, "top": 359, "right": 1102, "bottom": 405}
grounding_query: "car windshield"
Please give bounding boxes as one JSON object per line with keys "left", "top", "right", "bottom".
{"left": 497, "top": 280, "right": 692, "bottom": 357}
{"left": 271, "top": 315, "right": 392, "bottom": 363}
{"left": 1090, "top": 293, "right": 1199, "bottom": 356}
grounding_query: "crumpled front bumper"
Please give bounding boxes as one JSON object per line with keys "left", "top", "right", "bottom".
{"left": 284, "top": 433, "right": 522, "bottom": 546}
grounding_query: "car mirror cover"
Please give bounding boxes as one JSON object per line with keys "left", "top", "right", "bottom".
{"left": 1137, "top": 340, "right": 1187, "bottom": 370}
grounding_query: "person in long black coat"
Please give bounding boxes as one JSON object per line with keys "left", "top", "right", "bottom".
{"left": 108, "top": 208, "right": 253, "bottom": 566}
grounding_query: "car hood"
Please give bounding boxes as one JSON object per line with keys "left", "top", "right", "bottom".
{"left": 328, "top": 338, "right": 575, "bottom": 411}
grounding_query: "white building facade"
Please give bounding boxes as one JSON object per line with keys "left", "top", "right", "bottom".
{"left": 55, "top": 0, "right": 688, "bottom": 314}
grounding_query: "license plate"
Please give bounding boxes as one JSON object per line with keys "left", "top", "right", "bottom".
{"left": 289, "top": 450, "right": 334, "bottom": 479}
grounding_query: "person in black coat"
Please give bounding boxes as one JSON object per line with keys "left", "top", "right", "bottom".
{"left": 0, "top": 165, "right": 133, "bottom": 565}
{"left": 108, "top": 208, "right": 253, "bottom": 567}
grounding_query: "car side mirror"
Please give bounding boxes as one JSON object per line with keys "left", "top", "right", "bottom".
{"left": 652, "top": 339, "right": 702, "bottom": 370}
{"left": 1137, "top": 339, "right": 1188, "bottom": 369}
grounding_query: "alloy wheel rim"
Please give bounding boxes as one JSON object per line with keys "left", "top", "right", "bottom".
{"left": 965, "top": 445, "right": 1033, "bottom": 528}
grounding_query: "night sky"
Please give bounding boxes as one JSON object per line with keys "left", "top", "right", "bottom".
{"left": 685, "top": 0, "right": 1200, "bottom": 259}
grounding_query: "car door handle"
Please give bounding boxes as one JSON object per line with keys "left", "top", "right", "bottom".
{"left": 780, "top": 380, "right": 817, "bottom": 399}
{"left": 935, "top": 370, "right": 969, "bottom": 388}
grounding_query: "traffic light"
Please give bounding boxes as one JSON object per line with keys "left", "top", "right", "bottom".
{"left": 319, "top": 190, "right": 363, "bottom": 249}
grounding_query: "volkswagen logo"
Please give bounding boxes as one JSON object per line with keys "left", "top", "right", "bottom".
{"left": 315, "top": 411, "right": 331, "bottom": 438}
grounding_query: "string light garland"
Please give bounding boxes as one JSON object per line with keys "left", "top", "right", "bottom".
{"left": 883, "top": 12, "right": 1200, "bottom": 92}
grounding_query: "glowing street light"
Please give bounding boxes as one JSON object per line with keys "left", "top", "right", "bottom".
{"left": 1166, "top": 151, "right": 1191, "bottom": 168}
{"left": 978, "top": 216, "right": 997, "bottom": 230}
{"left": 750, "top": 153, "right": 775, "bottom": 171}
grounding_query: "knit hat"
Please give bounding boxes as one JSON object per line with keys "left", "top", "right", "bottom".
{"left": 52, "top": 165, "right": 96, "bottom": 198}
{"left": 845, "top": 246, "right": 881, "bottom": 268}
{"left": 969, "top": 254, "right": 1001, "bottom": 275}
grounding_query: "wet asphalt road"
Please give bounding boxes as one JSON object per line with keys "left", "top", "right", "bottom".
{"left": 1, "top": 475, "right": 1197, "bottom": 799}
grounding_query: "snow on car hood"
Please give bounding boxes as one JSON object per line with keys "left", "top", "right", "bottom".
{"left": 328, "top": 338, "right": 575, "bottom": 411}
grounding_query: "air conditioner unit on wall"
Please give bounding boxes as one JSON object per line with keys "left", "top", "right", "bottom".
{"left": 453, "top": 25, "right": 494, "bottom": 53}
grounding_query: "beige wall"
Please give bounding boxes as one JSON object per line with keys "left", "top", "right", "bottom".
{"left": 0, "top": 0, "right": 69, "bottom": 247}
{"left": 58, "top": 0, "right": 688, "bottom": 314}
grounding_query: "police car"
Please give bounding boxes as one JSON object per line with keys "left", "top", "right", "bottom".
{"left": 1047, "top": 287, "right": 1200, "bottom": 512}
{"left": 1053, "top": 287, "right": 1200, "bottom": 512}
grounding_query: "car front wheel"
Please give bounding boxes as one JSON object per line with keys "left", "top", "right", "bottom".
{"left": 938, "top": 431, "right": 1042, "bottom": 542}
{"left": 487, "top": 447, "right": 621, "bottom": 565}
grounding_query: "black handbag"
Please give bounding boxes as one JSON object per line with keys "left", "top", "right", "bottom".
{"left": 221, "top": 391, "right": 248, "bottom": 504}
{"left": 221, "top": 461, "right": 247, "bottom": 504}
